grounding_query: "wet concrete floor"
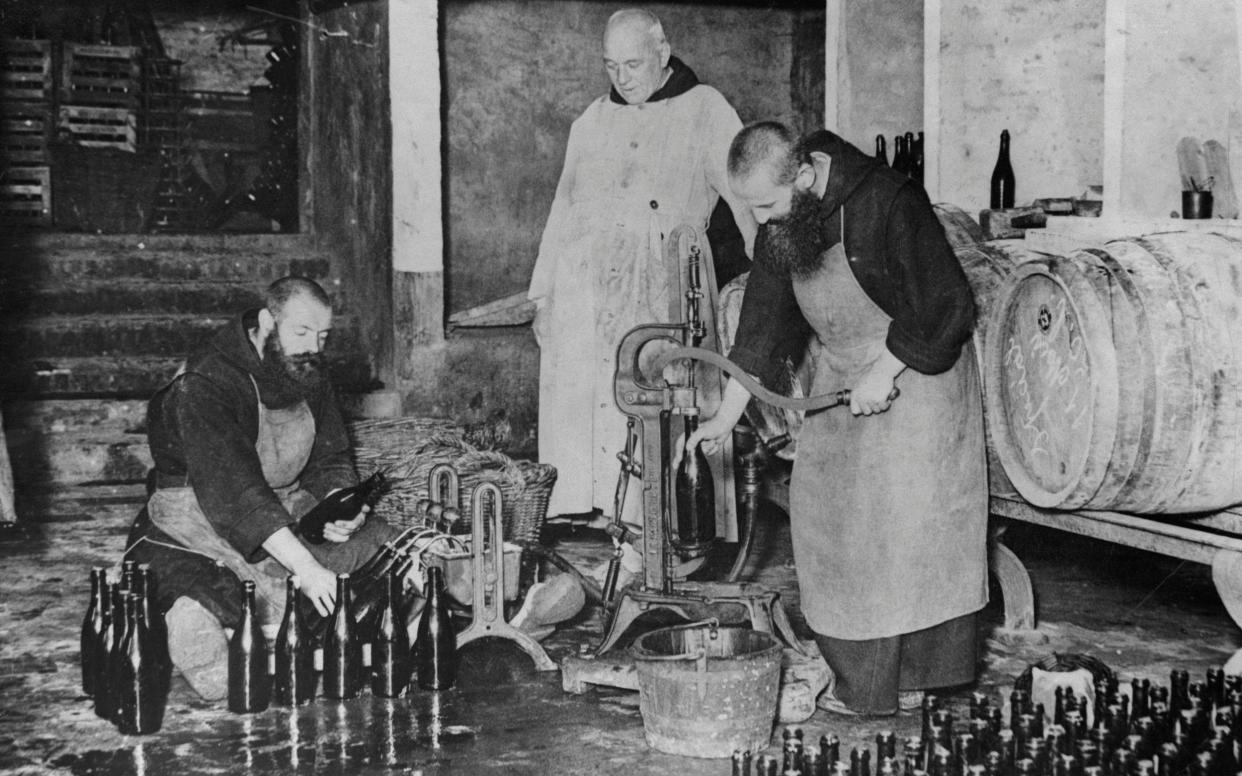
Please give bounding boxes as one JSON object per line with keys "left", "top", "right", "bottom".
{"left": 1, "top": 485, "right": 1239, "bottom": 775}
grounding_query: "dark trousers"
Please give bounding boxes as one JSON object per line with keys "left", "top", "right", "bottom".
{"left": 814, "top": 610, "right": 978, "bottom": 715}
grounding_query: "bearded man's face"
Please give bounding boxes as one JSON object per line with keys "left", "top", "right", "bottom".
{"left": 760, "top": 186, "right": 829, "bottom": 278}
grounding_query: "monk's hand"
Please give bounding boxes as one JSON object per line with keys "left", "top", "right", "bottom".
{"left": 684, "top": 414, "right": 734, "bottom": 459}
{"left": 322, "top": 503, "right": 369, "bottom": 543}
{"left": 850, "top": 368, "right": 898, "bottom": 416}
{"left": 298, "top": 562, "right": 338, "bottom": 617}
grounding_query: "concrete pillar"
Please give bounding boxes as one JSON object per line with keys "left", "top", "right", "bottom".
{"left": 389, "top": 0, "right": 445, "bottom": 401}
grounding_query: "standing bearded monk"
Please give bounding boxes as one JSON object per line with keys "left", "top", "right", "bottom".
{"left": 528, "top": 9, "right": 756, "bottom": 523}
{"left": 690, "top": 123, "right": 988, "bottom": 716}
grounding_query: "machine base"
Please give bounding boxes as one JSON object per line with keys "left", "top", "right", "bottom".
{"left": 593, "top": 580, "right": 809, "bottom": 658}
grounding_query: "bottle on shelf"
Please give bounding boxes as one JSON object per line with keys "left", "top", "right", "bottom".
{"left": 415, "top": 565, "right": 457, "bottom": 691}
{"left": 875, "top": 134, "right": 888, "bottom": 166}
{"left": 296, "top": 471, "right": 387, "bottom": 544}
{"left": 990, "top": 129, "right": 1015, "bottom": 209}
{"left": 227, "top": 580, "right": 271, "bottom": 713}
{"left": 273, "top": 576, "right": 317, "bottom": 706}
{"left": 322, "top": 573, "right": 363, "bottom": 700}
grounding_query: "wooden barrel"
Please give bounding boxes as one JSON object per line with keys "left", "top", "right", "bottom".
{"left": 956, "top": 241, "right": 1056, "bottom": 498}
{"left": 983, "top": 232, "right": 1242, "bottom": 513}
{"left": 934, "top": 202, "right": 985, "bottom": 250}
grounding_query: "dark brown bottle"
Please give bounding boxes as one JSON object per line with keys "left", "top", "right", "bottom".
{"left": 97, "top": 584, "right": 127, "bottom": 721}
{"left": 892, "top": 135, "right": 908, "bottom": 175}
{"left": 81, "top": 568, "right": 106, "bottom": 696}
{"left": 227, "top": 580, "right": 270, "bottom": 713}
{"left": 875, "top": 135, "right": 888, "bottom": 166}
{"left": 371, "top": 566, "right": 412, "bottom": 698}
{"left": 273, "top": 577, "right": 317, "bottom": 706}
{"left": 990, "top": 129, "right": 1015, "bottom": 208}
{"left": 133, "top": 564, "right": 170, "bottom": 695}
{"left": 296, "top": 471, "right": 387, "bottom": 544}
{"left": 116, "top": 592, "right": 164, "bottom": 735}
{"left": 355, "top": 554, "right": 415, "bottom": 644}
{"left": 91, "top": 579, "right": 114, "bottom": 716}
{"left": 415, "top": 565, "right": 457, "bottom": 691}
{"left": 323, "top": 573, "right": 363, "bottom": 700}
{"left": 914, "top": 131, "right": 925, "bottom": 184}
{"left": 674, "top": 414, "right": 715, "bottom": 553}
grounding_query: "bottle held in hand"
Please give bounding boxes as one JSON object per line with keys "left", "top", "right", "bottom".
{"left": 296, "top": 471, "right": 387, "bottom": 544}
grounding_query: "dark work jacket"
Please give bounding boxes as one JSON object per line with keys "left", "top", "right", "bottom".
{"left": 138, "top": 314, "right": 357, "bottom": 561}
{"left": 729, "top": 130, "right": 975, "bottom": 385}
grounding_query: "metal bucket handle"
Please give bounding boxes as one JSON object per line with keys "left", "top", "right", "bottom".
{"left": 636, "top": 618, "right": 720, "bottom": 673}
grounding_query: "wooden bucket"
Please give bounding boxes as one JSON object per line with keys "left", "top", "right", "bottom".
{"left": 956, "top": 241, "right": 1055, "bottom": 497}
{"left": 983, "top": 231, "right": 1242, "bottom": 512}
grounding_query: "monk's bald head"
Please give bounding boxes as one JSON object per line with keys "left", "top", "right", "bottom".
{"left": 604, "top": 9, "right": 666, "bottom": 48}
{"left": 602, "top": 9, "right": 671, "bottom": 105}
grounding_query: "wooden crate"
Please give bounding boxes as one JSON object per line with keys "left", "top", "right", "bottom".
{"left": 1, "top": 39, "right": 53, "bottom": 102}
{"left": 0, "top": 165, "right": 51, "bottom": 226}
{"left": 58, "top": 105, "right": 136, "bottom": 152}
{"left": 2, "top": 102, "right": 52, "bottom": 164}
{"left": 61, "top": 43, "right": 142, "bottom": 107}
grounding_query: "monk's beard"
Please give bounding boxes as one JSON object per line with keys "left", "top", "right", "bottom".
{"left": 760, "top": 188, "right": 829, "bottom": 279}
{"left": 262, "top": 333, "right": 325, "bottom": 394}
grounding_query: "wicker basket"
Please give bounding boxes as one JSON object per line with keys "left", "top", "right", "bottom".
{"left": 349, "top": 417, "right": 555, "bottom": 544}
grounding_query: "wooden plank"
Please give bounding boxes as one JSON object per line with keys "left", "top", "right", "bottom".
{"left": 989, "top": 496, "right": 1242, "bottom": 564}
{"left": 447, "top": 291, "right": 535, "bottom": 329}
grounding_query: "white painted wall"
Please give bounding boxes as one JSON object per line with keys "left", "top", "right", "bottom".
{"left": 925, "top": 0, "right": 1107, "bottom": 214}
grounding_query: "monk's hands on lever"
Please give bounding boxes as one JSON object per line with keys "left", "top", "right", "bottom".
{"left": 850, "top": 349, "right": 907, "bottom": 417}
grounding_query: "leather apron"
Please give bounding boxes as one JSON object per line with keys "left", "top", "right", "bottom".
{"left": 787, "top": 212, "right": 988, "bottom": 641}
{"left": 145, "top": 376, "right": 316, "bottom": 624}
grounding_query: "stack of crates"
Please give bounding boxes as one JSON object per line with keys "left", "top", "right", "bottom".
{"left": 1, "top": 39, "right": 54, "bottom": 226}
{"left": 58, "top": 43, "right": 141, "bottom": 152}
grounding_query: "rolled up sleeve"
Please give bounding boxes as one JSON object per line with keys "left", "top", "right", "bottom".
{"left": 882, "top": 186, "right": 976, "bottom": 375}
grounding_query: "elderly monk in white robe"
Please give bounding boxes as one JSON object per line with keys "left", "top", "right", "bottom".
{"left": 528, "top": 9, "right": 756, "bottom": 522}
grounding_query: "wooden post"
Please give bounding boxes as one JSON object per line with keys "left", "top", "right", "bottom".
{"left": 0, "top": 405, "right": 17, "bottom": 523}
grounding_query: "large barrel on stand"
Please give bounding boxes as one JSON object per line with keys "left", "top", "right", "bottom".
{"left": 983, "top": 231, "right": 1242, "bottom": 513}
{"left": 956, "top": 240, "right": 1056, "bottom": 497}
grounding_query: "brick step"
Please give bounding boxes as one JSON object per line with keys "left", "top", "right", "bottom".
{"left": 3, "top": 398, "right": 148, "bottom": 433}
{"left": 0, "top": 279, "right": 268, "bottom": 316}
{"left": 0, "top": 312, "right": 368, "bottom": 359}
{"left": 0, "top": 353, "right": 374, "bottom": 398}
{"left": 1, "top": 241, "right": 335, "bottom": 284}
{"left": 6, "top": 427, "right": 152, "bottom": 486}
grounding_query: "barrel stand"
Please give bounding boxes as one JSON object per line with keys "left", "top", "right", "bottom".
{"left": 988, "top": 495, "right": 1242, "bottom": 665}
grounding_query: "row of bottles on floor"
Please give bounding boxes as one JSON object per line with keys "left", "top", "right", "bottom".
{"left": 80, "top": 551, "right": 458, "bottom": 735}
{"left": 731, "top": 665, "right": 1242, "bottom": 776}
{"left": 80, "top": 562, "right": 168, "bottom": 736}
{"left": 231, "top": 563, "right": 456, "bottom": 714}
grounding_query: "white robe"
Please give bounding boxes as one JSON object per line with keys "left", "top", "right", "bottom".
{"left": 528, "top": 84, "right": 756, "bottom": 517}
